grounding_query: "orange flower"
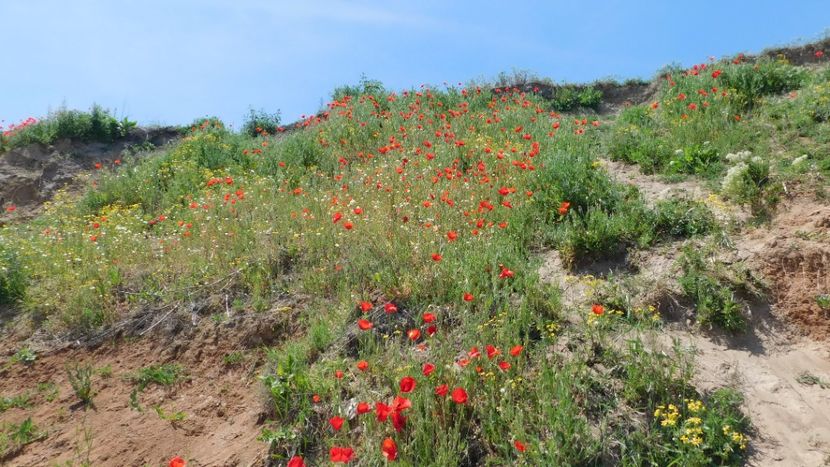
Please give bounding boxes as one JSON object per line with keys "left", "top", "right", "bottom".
{"left": 463, "top": 292, "right": 474, "bottom": 302}
{"left": 407, "top": 329, "right": 421, "bottom": 341}
{"left": 558, "top": 201, "right": 570, "bottom": 216}
{"left": 422, "top": 362, "right": 435, "bottom": 376}
{"left": 510, "top": 345, "right": 524, "bottom": 357}
{"left": 356, "top": 360, "right": 369, "bottom": 371}
{"left": 357, "top": 402, "right": 371, "bottom": 414}
{"left": 514, "top": 440, "right": 526, "bottom": 452}
{"left": 169, "top": 456, "right": 186, "bottom": 467}
{"left": 591, "top": 304, "right": 604, "bottom": 316}
{"left": 431, "top": 253, "right": 442, "bottom": 262}
{"left": 447, "top": 230, "right": 458, "bottom": 241}
{"left": 358, "top": 319, "right": 373, "bottom": 330}
{"left": 381, "top": 437, "right": 398, "bottom": 461}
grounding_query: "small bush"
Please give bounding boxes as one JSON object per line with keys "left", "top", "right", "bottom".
{"left": 66, "top": 363, "right": 95, "bottom": 408}
{"left": 551, "top": 86, "right": 603, "bottom": 111}
{"left": 651, "top": 199, "right": 716, "bottom": 238}
{"left": 332, "top": 74, "right": 385, "bottom": 101}
{"left": 677, "top": 247, "right": 745, "bottom": 332}
{"left": 242, "top": 108, "right": 281, "bottom": 137}
{"left": 0, "top": 245, "right": 26, "bottom": 305}
{"left": 721, "top": 59, "right": 807, "bottom": 108}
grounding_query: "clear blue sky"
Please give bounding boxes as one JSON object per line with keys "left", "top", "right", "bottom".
{"left": 1, "top": 1, "right": 827, "bottom": 128}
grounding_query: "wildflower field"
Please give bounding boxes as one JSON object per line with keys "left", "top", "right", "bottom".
{"left": 1, "top": 44, "right": 830, "bottom": 466}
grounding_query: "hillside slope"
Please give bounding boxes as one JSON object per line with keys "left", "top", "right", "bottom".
{"left": 1, "top": 41, "right": 830, "bottom": 466}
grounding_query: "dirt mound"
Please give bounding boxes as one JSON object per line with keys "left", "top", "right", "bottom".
{"left": 0, "top": 127, "right": 179, "bottom": 224}
{"left": 762, "top": 36, "right": 830, "bottom": 66}
{"left": 0, "top": 302, "right": 305, "bottom": 466}
{"left": 737, "top": 201, "right": 830, "bottom": 339}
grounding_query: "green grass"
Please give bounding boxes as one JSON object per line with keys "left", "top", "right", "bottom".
{"left": 128, "top": 364, "right": 186, "bottom": 410}
{"left": 0, "top": 105, "right": 136, "bottom": 152}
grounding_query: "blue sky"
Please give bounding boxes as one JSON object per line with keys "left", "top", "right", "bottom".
{"left": 1, "top": 1, "right": 827, "bottom": 128}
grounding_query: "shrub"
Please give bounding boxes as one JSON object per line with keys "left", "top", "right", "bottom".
{"left": 651, "top": 199, "right": 716, "bottom": 238}
{"left": 677, "top": 247, "right": 745, "bottom": 332}
{"left": 551, "top": 86, "right": 602, "bottom": 111}
{"left": 66, "top": 363, "right": 95, "bottom": 408}
{"left": 332, "top": 74, "right": 385, "bottom": 101}
{"left": 241, "top": 108, "right": 281, "bottom": 137}
{"left": 721, "top": 59, "right": 807, "bottom": 109}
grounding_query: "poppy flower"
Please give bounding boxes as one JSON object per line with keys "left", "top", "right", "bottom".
{"left": 5, "top": 205, "right": 16, "bottom": 213}
{"left": 358, "top": 319, "right": 373, "bottom": 330}
{"left": 312, "top": 394, "right": 321, "bottom": 403}
{"left": 451, "top": 387, "right": 468, "bottom": 404}
{"left": 816, "top": 50, "right": 825, "bottom": 58}
{"left": 463, "top": 292, "right": 474, "bottom": 302}
{"left": 359, "top": 301, "right": 373, "bottom": 313}
{"left": 335, "top": 370, "right": 344, "bottom": 379}
{"left": 399, "top": 376, "right": 416, "bottom": 393}
{"left": 514, "top": 440, "right": 526, "bottom": 452}
{"left": 384, "top": 303, "right": 398, "bottom": 314}
{"left": 498, "top": 361, "right": 511, "bottom": 371}
{"left": 329, "top": 446, "right": 354, "bottom": 463}
{"left": 391, "top": 411, "right": 407, "bottom": 432}
{"left": 343, "top": 221, "right": 353, "bottom": 230}
{"left": 376, "top": 402, "right": 393, "bottom": 421}
{"left": 381, "top": 437, "right": 398, "bottom": 461}
{"left": 435, "top": 384, "right": 449, "bottom": 396}
{"left": 169, "top": 456, "right": 186, "bottom": 467}
{"left": 356, "top": 360, "right": 369, "bottom": 371}
{"left": 498, "top": 266, "right": 514, "bottom": 279}
{"left": 431, "top": 253, "right": 442, "bottom": 262}
{"left": 94, "top": 162, "right": 102, "bottom": 170}
{"left": 486, "top": 345, "right": 500, "bottom": 359}
{"left": 510, "top": 345, "right": 524, "bottom": 357}
{"left": 426, "top": 325, "right": 437, "bottom": 336}
{"left": 333, "top": 212, "right": 343, "bottom": 223}
{"left": 287, "top": 456, "right": 306, "bottom": 467}
{"left": 447, "top": 230, "right": 458, "bottom": 241}
{"left": 329, "top": 416, "right": 345, "bottom": 431}
{"left": 353, "top": 207, "right": 363, "bottom": 215}
{"left": 558, "top": 201, "right": 571, "bottom": 216}
{"left": 591, "top": 304, "right": 604, "bottom": 316}
{"left": 422, "top": 362, "right": 436, "bottom": 376}
{"left": 423, "top": 312, "right": 436, "bottom": 323}
{"left": 408, "top": 329, "right": 421, "bottom": 341}
{"left": 357, "top": 402, "right": 371, "bottom": 414}
{"left": 468, "top": 347, "right": 481, "bottom": 358}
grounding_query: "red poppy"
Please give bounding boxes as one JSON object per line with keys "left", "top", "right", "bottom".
{"left": 169, "top": 456, "right": 186, "bottom": 467}
{"left": 357, "top": 402, "right": 371, "bottom": 414}
{"left": 591, "top": 304, "right": 604, "bottom": 316}
{"left": 498, "top": 361, "right": 511, "bottom": 371}
{"left": 514, "top": 440, "right": 526, "bottom": 452}
{"left": 486, "top": 345, "right": 500, "bottom": 359}
{"left": 94, "top": 162, "right": 102, "bottom": 170}
{"left": 399, "top": 376, "right": 416, "bottom": 393}
{"left": 384, "top": 303, "right": 398, "bottom": 314}
{"left": 435, "top": 384, "right": 449, "bottom": 396}
{"left": 335, "top": 370, "right": 344, "bottom": 379}
{"left": 359, "top": 301, "right": 373, "bottom": 313}
{"left": 711, "top": 69, "right": 722, "bottom": 78}
{"left": 5, "top": 205, "right": 16, "bottom": 213}
{"left": 422, "top": 362, "right": 436, "bottom": 376}
{"left": 447, "top": 230, "right": 458, "bottom": 241}
{"left": 426, "top": 325, "right": 437, "bottom": 336}
{"left": 287, "top": 456, "right": 306, "bottom": 467}
{"left": 451, "top": 387, "right": 468, "bottom": 404}
{"left": 391, "top": 411, "right": 407, "bottom": 432}
{"left": 816, "top": 50, "right": 825, "bottom": 58}
{"left": 376, "top": 402, "right": 393, "bottom": 421}
{"left": 391, "top": 395, "right": 412, "bottom": 412}
{"left": 423, "top": 312, "right": 436, "bottom": 323}
{"left": 431, "top": 253, "right": 442, "bottom": 262}
{"left": 381, "top": 437, "right": 398, "bottom": 461}
{"left": 558, "top": 201, "right": 570, "bottom": 216}
{"left": 332, "top": 212, "right": 343, "bottom": 223}
{"left": 329, "top": 446, "right": 354, "bottom": 463}
{"left": 408, "top": 329, "right": 421, "bottom": 341}
{"left": 358, "top": 319, "right": 373, "bottom": 330}
{"left": 498, "top": 266, "right": 514, "bottom": 279}
{"left": 468, "top": 347, "right": 481, "bottom": 358}
{"left": 343, "top": 221, "right": 353, "bottom": 230}
{"left": 510, "top": 345, "right": 524, "bottom": 357}
{"left": 329, "top": 416, "right": 345, "bottom": 431}
{"left": 463, "top": 292, "right": 474, "bottom": 302}
{"left": 353, "top": 207, "right": 363, "bottom": 215}
{"left": 312, "top": 394, "right": 321, "bottom": 403}
{"left": 356, "top": 360, "right": 369, "bottom": 371}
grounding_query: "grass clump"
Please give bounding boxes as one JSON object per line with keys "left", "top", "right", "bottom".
{"left": 66, "top": 363, "right": 95, "bottom": 409}
{"left": 677, "top": 246, "right": 746, "bottom": 332}
{"left": 0, "top": 105, "right": 135, "bottom": 152}
{"left": 128, "top": 364, "right": 186, "bottom": 410}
